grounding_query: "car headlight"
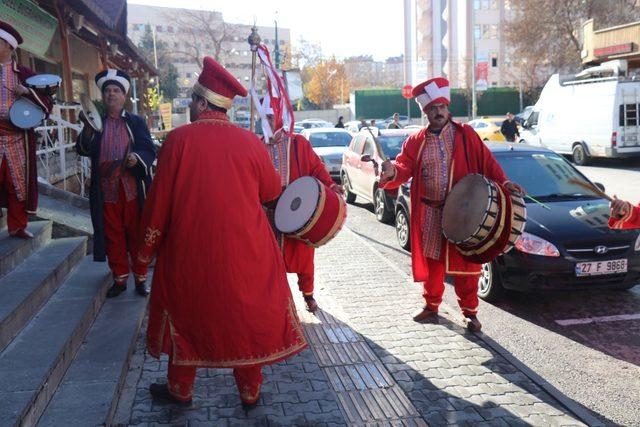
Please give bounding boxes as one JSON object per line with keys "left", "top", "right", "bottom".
{"left": 635, "top": 233, "right": 640, "bottom": 251}
{"left": 515, "top": 232, "right": 560, "bottom": 257}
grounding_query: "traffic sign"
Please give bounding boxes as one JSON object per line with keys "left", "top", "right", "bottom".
{"left": 402, "top": 84, "right": 413, "bottom": 99}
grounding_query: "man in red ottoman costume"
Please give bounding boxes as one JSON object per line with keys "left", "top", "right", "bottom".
{"left": 380, "top": 77, "right": 524, "bottom": 331}
{"left": 138, "top": 57, "right": 307, "bottom": 407}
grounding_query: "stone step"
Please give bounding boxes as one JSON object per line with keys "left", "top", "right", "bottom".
{"left": 38, "top": 283, "right": 149, "bottom": 427}
{"left": 0, "top": 221, "right": 52, "bottom": 280}
{"left": 0, "top": 237, "right": 87, "bottom": 353}
{"left": 0, "top": 256, "right": 111, "bottom": 427}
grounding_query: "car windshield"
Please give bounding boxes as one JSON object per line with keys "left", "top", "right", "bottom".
{"left": 308, "top": 132, "right": 352, "bottom": 148}
{"left": 496, "top": 152, "right": 601, "bottom": 200}
{"left": 378, "top": 135, "right": 408, "bottom": 159}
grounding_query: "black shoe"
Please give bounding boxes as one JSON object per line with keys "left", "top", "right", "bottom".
{"left": 135, "top": 281, "right": 150, "bottom": 296}
{"left": 149, "top": 383, "right": 192, "bottom": 406}
{"left": 106, "top": 283, "right": 127, "bottom": 298}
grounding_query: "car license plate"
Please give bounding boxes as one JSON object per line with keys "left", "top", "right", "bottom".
{"left": 575, "top": 259, "right": 627, "bottom": 277}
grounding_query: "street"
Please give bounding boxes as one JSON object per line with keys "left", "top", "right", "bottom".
{"left": 343, "top": 158, "right": 640, "bottom": 426}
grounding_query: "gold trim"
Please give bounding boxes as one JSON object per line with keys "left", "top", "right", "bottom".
{"left": 296, "top": 179, "right": 326, "bottom": 236}
{"left": 144, "top": 227, "right": 161, "bottom": 246}
{"left": 193, "top": 82, "right": 233, "bottom": 109}
{"left": 156, "top": 297, "right": 307, "bottom": 367}
{"left": 458, "top": 184, "right": 508, "bottom": 256}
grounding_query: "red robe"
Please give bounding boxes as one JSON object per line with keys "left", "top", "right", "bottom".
{"left": 381, "top": 121, "right": 508, "bottom": 281}
{"left": 138, "top": 110, "right": 307, "bottom": 367}
{"left": 609, "top": 203, "right": 640, "bottom": 229}
{"left": 282, "top": 135, "right": 334, "bottom": 273}
{"left": 0, "top": 61, "right": 53, "bottom": 213}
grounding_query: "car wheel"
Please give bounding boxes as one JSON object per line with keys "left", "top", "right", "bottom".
{"left": 572, "top": 144, "right": 590, "bottom": 166}
{"left": 395, "top": 208, "right": 411, "bottom": 251}
{"left": 374, "top": 188, "right": 394, "bottom": 223}
{"left": 477, "top": 262, "right": 504, "bottom": 302}
{"left": 342, "top": 172, "right": 356, "bottom": 204}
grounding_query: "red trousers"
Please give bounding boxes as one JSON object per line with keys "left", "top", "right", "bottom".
{"left": 296, "top": 257, "right": 314, "bottom": 295}
{"left": 168, "top": 359, "right": 263, "bottom": 404}
{"left": 0, "top": 157, "right": 27, "bottom": 234}
{"left": 423, "top": 257, "right": 479, "bottom": 317}
{"left": 103, "top": 185, "right": 147, "bottom": 284}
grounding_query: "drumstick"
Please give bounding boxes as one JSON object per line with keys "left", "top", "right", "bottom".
{"left": 567, "top": 178, "right": 613, "bottom": 201}
{"left": 524, "top": 194, "right": 551, "bottom": 210}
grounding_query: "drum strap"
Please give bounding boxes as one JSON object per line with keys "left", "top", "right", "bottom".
{"left": 420, "top": 197, "right": 444, "bottom": 208}
{"left": 292, "top": 136, "right": 301, "bottom": 178}
{"left": 460, "top": 126, "right": 471, "bottom": 171}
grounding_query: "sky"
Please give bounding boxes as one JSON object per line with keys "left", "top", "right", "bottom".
{"left": 128, "top": 0, "right": 405, "bottom": 61}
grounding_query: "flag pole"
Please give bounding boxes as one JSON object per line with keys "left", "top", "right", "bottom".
{"left": 248, "top": 26, "right": 261, "bottom": 133}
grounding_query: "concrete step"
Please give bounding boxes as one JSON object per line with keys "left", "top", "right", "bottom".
{"left": 0, "top": 237, "right": 87, "bottom": 353}
{"left": 38, "top": 282, "right": 149, "bottom": 427}
{"left": 0, "top": 221, "right": 52, "bottom": 279}
{"left": 0, "top": 256, "right": 111, "bottom": 427}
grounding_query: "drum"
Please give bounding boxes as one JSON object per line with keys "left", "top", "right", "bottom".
{"left": 25, "top": 74, "right": 61, "bottom": 96}
{"left": 9, "top": 98, "right": 45, "bottom": 129}
{"left": 443, "top": 174, "right": 527, "bottom": 264}
{"left": 79, "top": 93, "right": 103, "bottom": 132}
{"left": 275, "top": 176, "right": 346, "bottom": 248}
{"left": 442, "top": 174, "right": 500, "bottom": 246}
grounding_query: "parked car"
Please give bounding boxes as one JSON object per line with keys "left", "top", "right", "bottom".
{"left": 382, "top": 114, "right": 411, "bottom": 127}
{"left": 300, "top": 128, "right": 353, "bottom": 180}
{"left": 519, "top": 61, "right": 640, "bottom": 165}
{"left": 467, "top": 118, "right": 507, "bottom": 142}
{"left": 341, "top": 128, "right": 419, "bottom": 222}
{"left": 296, "top": 119, "right": 334, "bottom": 129}
{"left": 344, "top": 120, "right": 363, "bottom": 134}
{"left": 394, "top": 143, "right": 640, "bottom": 300}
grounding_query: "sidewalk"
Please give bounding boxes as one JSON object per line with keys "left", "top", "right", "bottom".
{"left": 116, "top": 226, "right": 589, "bottom": 426}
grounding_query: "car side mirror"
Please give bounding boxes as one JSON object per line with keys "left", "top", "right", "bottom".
{"left": 594, "top": 182, "right": 605, "bottom": 192}
{"left": 360, "top": 154, "right": 373, "bottom": 162}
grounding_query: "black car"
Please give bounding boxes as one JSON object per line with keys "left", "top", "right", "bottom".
{"left": 394, "top": 143, "right": 640, "bottom": 301}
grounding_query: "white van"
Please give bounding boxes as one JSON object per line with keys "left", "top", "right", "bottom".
{"left": 520, "top": 60, "right": 640, "bottom": 165}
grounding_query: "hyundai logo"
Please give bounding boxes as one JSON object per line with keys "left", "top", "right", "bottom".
{"left": 594, "top": 245, "right": 609, "bottom": 255}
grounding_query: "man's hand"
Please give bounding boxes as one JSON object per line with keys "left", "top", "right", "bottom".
{"left": 379, "top": 159, "right": 396, "bottom": 185}
{"left": 505, "top": 181, "right": 525, "bottom": 196}
{"left": 126, "top": 153, "right": 138, "bottom": 168}
{"left": 78, "top": 111, "right": 95, "bottom": 138}
{"left": 14, "top": 84, "right": 29, "bottom": 97}
{"left": 330, "top": 183, "right": 344, "bottom": 195}
{"left": 610, "top": 197, "right": 630, "bottom": 219}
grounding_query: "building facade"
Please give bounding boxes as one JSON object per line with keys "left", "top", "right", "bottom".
{"left": 127, "top": 4, "right": 291, "bottom": 102}
{"left": 403, "top": 0, "right": 519, "bottom": 89}
{"left": 582, "top": 19, "right": 640, "bottom": 70}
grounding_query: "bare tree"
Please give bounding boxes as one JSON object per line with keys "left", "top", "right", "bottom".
{"left": 164, "top": 9, "right": 243, "bottom": 70}
{"left": 505, "top": 0, "right": 640, "bottom": 91}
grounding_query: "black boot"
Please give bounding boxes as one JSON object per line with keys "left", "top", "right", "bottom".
{"left": 135, "top": 280, "right": 150, "bottom": 296}
{"left": 106, "top": 282, "right": 127, "bottom": 298}
{"left": 149, "top": 383, "right": 192, "bottom": 406}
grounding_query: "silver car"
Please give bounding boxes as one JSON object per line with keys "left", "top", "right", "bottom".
{"left": 299, "top": 128, "right": 353, "bottom": 181}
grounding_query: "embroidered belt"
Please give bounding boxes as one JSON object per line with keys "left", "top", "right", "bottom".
{"left": 421, "top": 197, "right": 445, "bottom": 208}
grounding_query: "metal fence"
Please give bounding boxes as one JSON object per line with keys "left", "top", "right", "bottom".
{"left": 34, "top": 104, "right": 90, "bottom": 197}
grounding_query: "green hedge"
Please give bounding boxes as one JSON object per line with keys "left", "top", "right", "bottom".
{"left": 354, "top": 88, "right": 537, "bottom": 119}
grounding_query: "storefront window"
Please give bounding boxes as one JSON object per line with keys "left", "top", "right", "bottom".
{"left": 72, "top": 72, "right": 89, "bottom": 103}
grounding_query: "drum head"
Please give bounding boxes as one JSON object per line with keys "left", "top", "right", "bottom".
{"left": 80, "top": 93, "right": 103, "bottom": 131}
{"left": 9, "top": 98, "right": 45, "bottom": 129}
{"left": 275, "top": 176, "right": 321, "bottom": 234}
{"left": 443, "top": 174, "right": 491, "bottom": 243}
{"left": 25, "top": 74, "right": 61, "bottom": 89}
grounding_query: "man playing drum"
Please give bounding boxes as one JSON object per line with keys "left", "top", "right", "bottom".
{"left": 0, "top": 21, "right": 53, "bottom": 238}
{"left": 136, "top": 57, "right": 306, "bottom": 407}
{"left": 76, "top": 69, "right": 156, "bottom": 298}
{"left": 380, "top": 77, "right": 524, "bottom": 331}
{"left": 263, "top": 107, "right": 343, "bottom": 313}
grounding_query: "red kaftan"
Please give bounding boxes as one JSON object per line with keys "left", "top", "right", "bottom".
{"left": 139, "top": 110, "right": 307, "bottom": 367}
{"left": 381, "top": 121, "right": 508, "bottom": 281}
{"left": 609, "top": 203, "right": 640, "bottom": 229}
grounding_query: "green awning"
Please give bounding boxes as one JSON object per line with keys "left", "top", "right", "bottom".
{"left": 0, "top": 0, "right": 57, "bottom": 57}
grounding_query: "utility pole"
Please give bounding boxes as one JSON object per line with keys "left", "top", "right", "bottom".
{"left": 471, "top": 5, "right": 477, "bottom": 120}
{"left": 274, "top": 12, "right": 280, "bottom": 69}
{"left": 152, "top": 25, "right": 161, "bottom": 128}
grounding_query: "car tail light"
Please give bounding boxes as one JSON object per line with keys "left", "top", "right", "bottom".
{"left": 611, "top": 131, "right": 617, "bottom": 147}
{"left": 515, "top": 232, "right": 560, "bottom": 257}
